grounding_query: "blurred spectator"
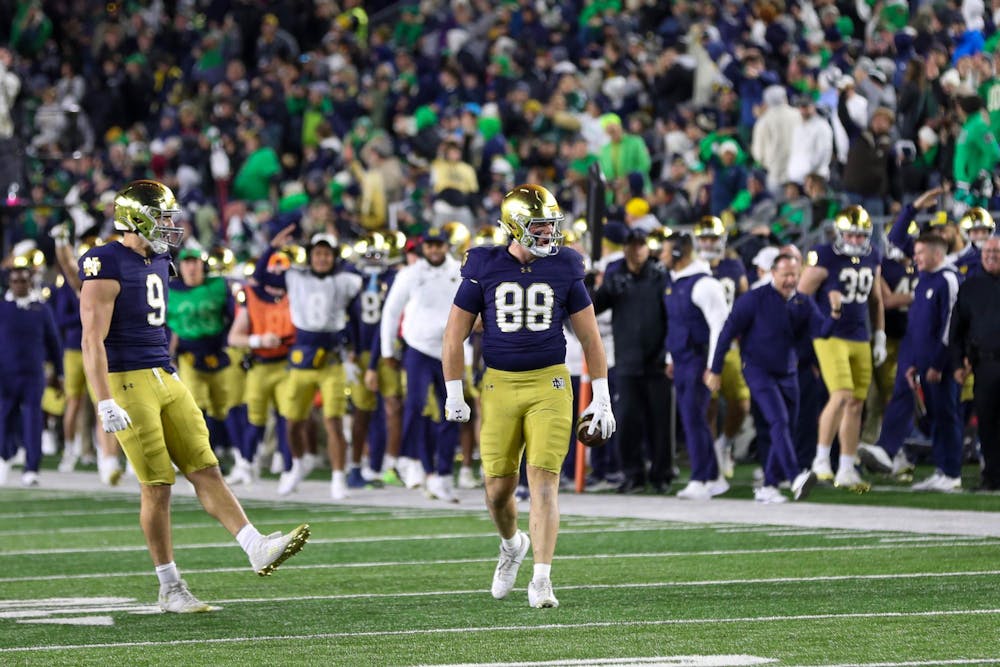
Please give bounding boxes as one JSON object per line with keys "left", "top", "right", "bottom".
{"left": 597, "top": 113, "right": 652, "bottom": 200}
{"left": 786, "top": 95, "right": 834, "bottom": 187}
{"left": 751, "top": 85, "right": 801, "bottom": 193}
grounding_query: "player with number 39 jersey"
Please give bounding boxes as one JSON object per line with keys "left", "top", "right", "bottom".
{"left": 798, "top": 205, "right": 886, "bottom": 492}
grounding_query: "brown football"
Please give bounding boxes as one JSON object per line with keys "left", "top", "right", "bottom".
{"left": 577, "top": 414, "right": 609, "bottom": 447}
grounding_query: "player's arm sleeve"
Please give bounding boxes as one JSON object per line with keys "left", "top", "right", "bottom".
{"left": 566, "top": 278, "right": 593, "bottom": 315}
{"left": 710, "top": 295, "right": 752, "bottom": 374}
{"left": 380, "top": 267, "right": 413, "bottom": 359}
{"left": 454, "top": 250, "right": 486, "bottom": 315}
{"left": 887, "top": 204, "right": 917, "bottom": 258}
{"left": 255, "top": 247, "right": 288, "bottom": 290}
{"left": 692, "top": 277, "right": 730, "bottom": 368}
{"left": 933, "top": 272, "right": 961, "bottom": 371}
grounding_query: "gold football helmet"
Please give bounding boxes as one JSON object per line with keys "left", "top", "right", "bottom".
{"left": 959, "top": 207, "right": 996, "bottom": 248}
{"left": 442, "top": 221, "right": 472, "bottom": 258}
{"left": 473, "top": 224, "right": 507, "bottom": 247}
{"left": 354, "top": 230, "right": 405, "bottom": 270}
{"left": 113, "top": 180, "right": 184, "bottom": 254}
{"left": 499, "top": 184, "right": 565, "bottom": 257}
{"left": 10, "top": 239, "right": 45, "bottom": 270}
{"left": 693, "top": 215, "right": 727, "bottom": 261}
{"left": 206, "top": 246, "right": 236, "bottom": 275}
{"left": 832, "top": 205, "right": 873, "bottom": 257}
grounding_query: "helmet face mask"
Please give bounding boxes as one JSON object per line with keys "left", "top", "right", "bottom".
{"left": 499, "top": 184, "right": 565, "bottom": 257}
{"left": 693, "top": 215, "right": 727, "bottom": 261}
{"left": 114, "top": 180, "right": 183, "bottom": 254}
{"left": 833, "top": 205, "right": 873, "bottom": 257}
{"left": 959, "top": 207, "right": 996, "bottom": 249}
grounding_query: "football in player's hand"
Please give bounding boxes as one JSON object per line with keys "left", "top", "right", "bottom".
{"left": 577, "top": 414, "right": 608, "bottom": 448}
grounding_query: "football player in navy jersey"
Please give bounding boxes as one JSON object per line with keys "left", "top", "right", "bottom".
{"left": 79, "top": 180, "right": 309, "bottom": 614}
{"left": 442, "top": 184, "right": 615, "bottom": 609}
{"left": 952, "top": 207, "right": 994, "bottom": 278}
{"left": 798, "top": 205, "right": 886, "bottom": 492}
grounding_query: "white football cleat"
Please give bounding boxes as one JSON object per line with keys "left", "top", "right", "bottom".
{"left": 811, "top": 454, "right": 834, "bottom": 481}
{"left": 676, "top": 480, "right": 712, "bottom": 501}
{"left": 426, "top": 474, "right": 458, "bottom": 503}
{"left": 708, "top": 475, "right": 730, "bottom": 497}
{"left": 277, "top": 467, "right": 303, "bottom": 496}
{"left": 713, "top": 436, "right": 735, "bottom": 479}
{"left": 834, "top": 464, "right": 870, "bottom": 493}
{"left": 249, "top": 523, "right": 311, "bottom": 576}
{"left": 158, "top": 580, "right": 212, "bottom": 613}
{"left": 528, "top": 577, "right": 559, "bottom": 608}
{"left": 269, "top": 452, "right": 284, "bottom": 475}
{"left": 330, "top": 471, "right": 349, "bottom": 500}
{"left": 891, "top": 449, "right": 915, "bottom": 476}
{"left": 57, "top": 451, "right": 78, "bottom": 473}
{"left": 21, "top": 471, "right": 39, "bottom": 487}
{"left": 857, "top": 443, "right": 893, "bottom": 474}
{"left": 754, "top": 485, "right": 788, "bottom": 504}
{"left": 41, "top": 430, "right": 58, "bottom": 456}
{"left": 491, "top": 530, "right": 529, "bottom": 599}
{"left": 225, "top": 459, "right": 254, "bottom": 486}
{"left": 301, "top": 452, "right": 318, "bottom": 478}
{"left": 457, "top": 466, "right": 480, "bottom": 489}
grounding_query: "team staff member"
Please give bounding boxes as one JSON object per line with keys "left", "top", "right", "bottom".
{"left": 708, "top": 253, "right": 838, "bottom": 503}
{"left": 663, "top": 232, "right": 730, "bottom": 500}
{"left": 0, "top": 267, "right": 62, "bottom": 486}
{"left": 380, "top": 228, "right": 462, "bottom": 502}
{"left": 592, "top": 225, "right": 672, "bottom": 494}
{"left": 443, "top": 184, "right": 615, "bottom": 608}
{"left": 951, "top": 237, "right": 1000, "bottom": 491}
{"left": 79, "top": 180, "right": 308, "bottom": 613}
{"left": 863, "top": 234, "right": 963, "bottom": 492}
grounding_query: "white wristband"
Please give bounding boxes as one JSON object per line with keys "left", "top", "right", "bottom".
{"left": 591, "top": 377, "right": 610, "bottom": 402}
{"left": 248, "top": 334, "right": 263, "bottom": 349}
{"left": 445, "top": 379, "right": 464, "bottom": 400}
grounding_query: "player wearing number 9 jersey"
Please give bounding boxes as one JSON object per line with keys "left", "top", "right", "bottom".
{"left": 442, "top": 184, "right": 615, "bottom": 609}
{"left": 798, "top": 205, "right": 885, "bottom": 491}
{"left": 79, "top": 180, "right": 309, "bottom": 614}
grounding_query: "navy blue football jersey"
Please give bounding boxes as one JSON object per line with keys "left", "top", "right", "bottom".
{"left": 807, "top": 243, "right": 880, "bottom": 342}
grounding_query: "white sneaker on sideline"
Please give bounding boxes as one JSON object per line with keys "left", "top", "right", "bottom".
{"left": 811, "top": 454, "right": 834, "bottom": 481}
{"left": 301, "top": 452, "right": 318, "bottom": 478}
{"left": 248, "top": 524, "right": 311, "bottom": 575}
{"left": 361, "top": 464, "right": 380, "bottom": 482}
{"left": 912, "top": 471, "right": 962, "bottom": 493}
{"left": 277, "top": 465, "right": 303, "bottom": 496}
{"left": 751, "top": 466, "right": 764, "bottom": 489}
{"left": 10, "top": 449, "right": 24, "bottom": 467}
{"left": 491, "top": 530, "right": 530, "bottom": 599}
{"left": 834, "top": 464, "right": 870, "bottom": 493}
{"left": 330, "top": 470, "right": 349, "bottom": 500}
{"left": 21, "top": 471, "right": 39, "bottom": 487}
{"left": 225, "top": 459, "right": 253, "bottom": 486}
{"left": 403, "top": 460, "right": 426, "bottom": 490}
{"left": 0, "top": 458, "right": 9, "bottom": 485}
{"left": 426, "top": 474, "right": 458, "bottom": 503}
{"left": 457, "top": 466, "right": 480, "bottom": 489}
{"left": 676, "top": 480, "right": 712, "bottom": 500}
{"left": 41, "top": 430, "right": 57, "bottom": 456}
{"left": 708, "top": 476, "right": 730, "bottom": 497}
{"left": 713, "top": 436, "right": 734, "bottom": 479}
{"left": 57, "top": 451, "right": 78, "bottom": 473}
{"left": 528, "top": 578, "right": 559, "bottom": 608}
{"left": 857, "top": 443, "right": 893, "bottom": 474}
{"left": 791, "top": 469, "right": 817, "bottom": 501}
{"left": 754, "top": 485, "right": 788, "bottom": 503}
{"left": 158, "top": 580, "right": 212, "bottom": 613}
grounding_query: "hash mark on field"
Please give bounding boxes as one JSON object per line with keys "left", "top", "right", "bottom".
{"left": 421, "top": 657, "right": 777, "bottom": 667}
{"left": 2, "top": 608, "right": 1000, "bottom": 653}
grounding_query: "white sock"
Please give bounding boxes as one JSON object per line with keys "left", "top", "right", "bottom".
{"left": 384, "top": 455, "right": 397, "bottom": 470}
{"left": 236, "top": 524, "right": 263, "bottom": 554}
{"left": 332, "top": 470, "right": 346, "bottom": 484}
{"left": 839, "top": 454, "right": 855, "bottom": 472}
{"left": 816, "top": 444, "right": 831, "bottom": 460}
{"left": 290, "top": 458, "right": 302, "bottom": 475}
{"left": 155, "top": 562, "right": 180, "bottom": 586}
{"left": 533, "top": 563, "right": 551, "bottom": 581}
{"left": 501, "top": 532, "right": 521, "bottom": 551}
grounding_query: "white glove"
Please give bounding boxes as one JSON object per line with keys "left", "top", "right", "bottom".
{"left": 343, "top": 360, "right": 361, "bottom": 386}
{"left": 444, "top": 379, "right": 471, "bottom": 423}
{"left": 872, "top": 330, "right": 887, "bottom": 368}
{"left": 580, "top": 378, "right": 616, "bottom": 440}
{"left": 97, "top": 399, "right": 132, "bottom": 433}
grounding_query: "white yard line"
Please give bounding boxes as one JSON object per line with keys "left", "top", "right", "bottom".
{"left": 1, "top": 608, "right": 999, "bottom": 653}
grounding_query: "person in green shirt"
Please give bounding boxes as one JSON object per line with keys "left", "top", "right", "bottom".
{"left": 596, "top": 113, "right": 651, "bottom": 201}
{"left": 953, "top": 94, "right": 1000, "bottom": 211}
{"left": 232, "top": 131, "right": 281, "bottom": 204}
{"left": 167, "top": 248, "right": 239, "bottom": 471}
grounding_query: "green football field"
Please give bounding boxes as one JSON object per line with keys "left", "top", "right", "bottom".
{"left": 1, "top": 470, "right": 999, "bottom": 667}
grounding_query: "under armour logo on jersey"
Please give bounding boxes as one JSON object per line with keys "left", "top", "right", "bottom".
{"left": 552, "top": 377, "right": 565, "bottom": 389}
{"left": 521, "top": 266, "right": 532, "bottom": 273}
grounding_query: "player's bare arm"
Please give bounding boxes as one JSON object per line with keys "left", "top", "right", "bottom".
{"left": 797, "top": 264, "right": 828, "bottom": 295}
{"left": 569, "top": 304, "right": 608, "bottom": 380}
{"left": 80, "top": 278, "right": 121, "bottom": 403}
{"left": 442, "top": 304, "right": 477, "bottom": 382}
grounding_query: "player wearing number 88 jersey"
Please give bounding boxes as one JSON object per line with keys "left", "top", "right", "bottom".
{"left": 443, "top": 184, "right": 614, "bottom": 608}
{"left": 798, "top": 205, "right": 885, "bottom": 491}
